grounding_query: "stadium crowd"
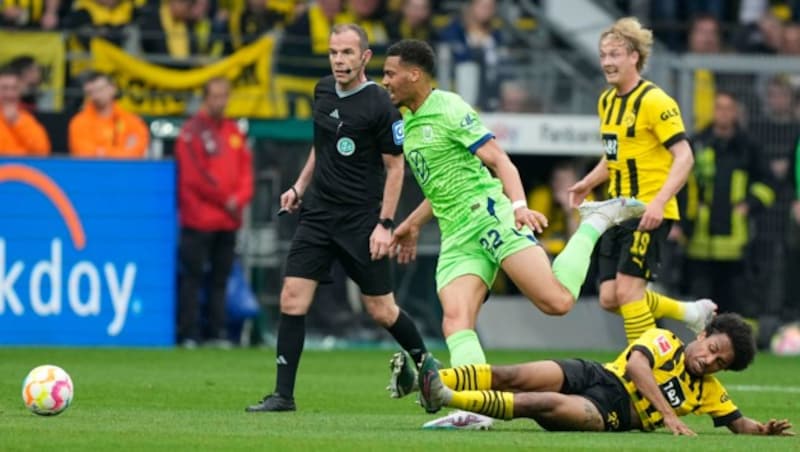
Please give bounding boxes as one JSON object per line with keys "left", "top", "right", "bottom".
{"left": 1, "top": 0, "right": 799, "bottom": 346}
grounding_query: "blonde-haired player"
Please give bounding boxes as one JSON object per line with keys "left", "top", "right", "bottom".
{"left": 568, "top": 17, "right": 717, "bottom": 343}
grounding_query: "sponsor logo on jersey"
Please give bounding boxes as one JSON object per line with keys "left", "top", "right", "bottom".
{"left": 660, "top": 377, "right": 686, "bottom": 408}
{"left": 329, "top": 109, "right": 340, "bottom": 119}
{"left": 407, "top": 149, "right": 429, "bottom": 184}
{"left": 336, "top": 137, "right": 356, "bottom": 156}
{"left": 659, "top": 108, "right": 679, "bottom": 121}
{"left": 602, "top": 133, "right": 618, "bottom": 161}
{"left": 460, "top": 112, "right": 478, "bottom": 128}
{"left": 422, "top": 125, "right": 434, "bottom": 141}
{"left": 655, "top": 335, "right": 672, "bottom": 355}
{"left": 392, "top": 120, "right": 404, "bottom": 145}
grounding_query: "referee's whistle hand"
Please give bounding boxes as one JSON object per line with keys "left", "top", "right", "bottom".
{"left": 279, "top": 189, "right": 301, "bottom": 213}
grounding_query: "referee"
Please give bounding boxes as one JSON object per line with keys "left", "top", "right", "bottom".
{"left": 246, "top": 24, "right": 428, "bottom": 412}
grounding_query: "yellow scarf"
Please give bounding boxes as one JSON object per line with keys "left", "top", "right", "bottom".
{"left": 160, "top": 2, "right": 189, "bottom": 58}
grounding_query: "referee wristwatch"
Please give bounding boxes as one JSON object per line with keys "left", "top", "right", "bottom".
{"left": 378, "top": 218, "right": 395, "bottom": 230}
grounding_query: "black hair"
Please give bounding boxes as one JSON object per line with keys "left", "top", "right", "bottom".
{"left": 6, "top": 55, "right": 37, "bottom": 74}
{"left": 0, "top": 65, "right": 20, "bottom": 78}
{"left": 386, "top": 39, "right": 435, "bottom": 76}
{"left": 704, "top": 313, "right": 756, "bottom": 371}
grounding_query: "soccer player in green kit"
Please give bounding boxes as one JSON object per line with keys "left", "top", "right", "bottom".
{"left": 381, "top": 39, "right": 646, "bottom": 429}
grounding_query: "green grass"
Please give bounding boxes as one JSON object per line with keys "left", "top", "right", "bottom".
{"left": 0, "top": 347, "right": 797, "bottom": 451}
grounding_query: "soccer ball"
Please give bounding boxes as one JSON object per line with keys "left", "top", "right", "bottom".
{"left": 21, "top": 365, "right": 74, "bottom": 416}
{"left": 770, "top": 323, "right": 800, "bottom": 356}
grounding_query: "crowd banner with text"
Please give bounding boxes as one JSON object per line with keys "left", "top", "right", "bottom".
{"left": 91, "top": 36, "right": 277, "bottom": 118}
{"left": 0, "top": 159, "right": 176, "bottom": 346}
{"left": 0, "top": 31, "right": 65, "bottom": 111}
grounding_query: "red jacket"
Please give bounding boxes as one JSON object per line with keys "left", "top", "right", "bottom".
{"left": 175, "top": 110, "right": 254, "bottom": 231}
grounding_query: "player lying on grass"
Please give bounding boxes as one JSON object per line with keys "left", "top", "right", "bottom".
{"left": 412, "top": 313, "right": 793, "bottom": 435}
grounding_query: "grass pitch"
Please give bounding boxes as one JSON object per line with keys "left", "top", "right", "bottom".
{"left": 0, "top": 347, "right": 797, "bottom": 451}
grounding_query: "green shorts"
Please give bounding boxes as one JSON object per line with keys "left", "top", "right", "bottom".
{"left": 436, "top": 195, "right": 539, "bottom": 292}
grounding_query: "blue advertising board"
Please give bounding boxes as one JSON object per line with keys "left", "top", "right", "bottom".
{"left": 0, "top": 159, "right": 176, "bottom": 346}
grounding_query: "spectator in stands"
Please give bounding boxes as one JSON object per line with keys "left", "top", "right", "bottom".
{"left": 6, "top": 56, "right": 42, "bottom": 112}
{"left": 68, "top": 71, "right": 149, "bottom": 159}
{"left": 386, "top": 0, "right": 435, "bottom": 42}
{"left": 1, "top": 0, "right": 61, "bottom": 29}
{"left": 624, "top": 0, "right": 730, "bottom": 51}
{"left": 138, "top": 0, "right": 213, "bottom": 61}
{"left": 0, "top": 66, "right": 50, "bottom": 156}
{"left": 748, "top": 75, "right": 800, "bottom": 319}
{"left": 175, "top": 77, "right": 254, "bottom": 348}
{"left": 438, "top": 0, "right": 507, "bottom": 111}
{"left": 498, "top": 79, "right": 539, "bottom": 113}
{"left": 779, "top": 22, "right": 800, "bottom": 90}
{"left": 64, "top": 0, "right": 140, "bottom": 49}
{"left": 678, "top": 91, "right": 775, "bottom": 317}
{"left": 189, "top": 0, "right": 218, "bottom": 55}
{"left": 735, "top": 11, "right": 784, "bottom": 54}
{"left": 213, "top": 0, "right": 290, "bottom": 53}
{"left": 780, "top": 21, "right": 800, "bottom": 54}
{"left": 347, "top": 0, "right": 389, "bottom": 46}
{"left": 275, "top": 0, "right": 343, "bottom": 77}
{"left": 688, "top": 13, "right": 723, "bottom": 53}
{"left": 212, "top": 0, "right": 303, "bottom": 34}
{"left": 63, "top": 0, "right": 142, "bottom": 86}
{"left": 687, "top": 14, "right": 723, "bottom": 131}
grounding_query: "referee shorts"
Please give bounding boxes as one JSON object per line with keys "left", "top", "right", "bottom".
{"left": 284, "top": 204, "right": 392, "bottom": 296}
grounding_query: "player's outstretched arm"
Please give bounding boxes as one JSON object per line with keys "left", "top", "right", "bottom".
{"left": 727, "top": 416, "right": 794, "bottom": 436}
{"left": 474, "top": 140, "right": 547, "bottom": 232}
{"left": 626, "top": 350, "right": 696, "bottom": 436}
{"left": 474, "top": 140, "right": 526, "bottom": 204}
{"left": 390, "top": 199, "right": 433, "bottom": 264}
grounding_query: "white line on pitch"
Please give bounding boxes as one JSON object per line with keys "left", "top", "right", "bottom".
{"left": 729, "top": 384, "right": 800, "bottom": 393}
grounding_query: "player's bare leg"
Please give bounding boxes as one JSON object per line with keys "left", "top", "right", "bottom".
{"left": 422, "top": 276, "right": 495, "bottom": 429}
{"left": 438, "top": 274, "right": 488, "bottom": 365}
{"left": 502, "top": 246, "right": 573, "bottom": 315}
{"left": 421, "top": 359, "right": 605, "bottom": 431}
{"left": 515, "top": 393, "right": 606, "bottom": 431}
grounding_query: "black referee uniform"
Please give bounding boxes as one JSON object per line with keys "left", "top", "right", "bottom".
{"left": 285, "top": 75, "right": 404, "bottom": 295}
{"left": 246, "top": 73, "right": 426, "bottom": 412}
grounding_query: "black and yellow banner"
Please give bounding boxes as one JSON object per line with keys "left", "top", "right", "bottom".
{"left": 91, "top": 36, "right": 277, "bottom": 117}
{"left": 0, "top": 31, "right": 65, "bottom": 110}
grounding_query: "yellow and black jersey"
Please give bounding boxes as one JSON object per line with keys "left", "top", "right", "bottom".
{"left": 597, "top": 80, "right": 688, "bottom": 220}
{"left": 604, "top": 328, "right": 741, "bottom": 431}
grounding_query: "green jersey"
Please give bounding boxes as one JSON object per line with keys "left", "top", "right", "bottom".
{"left": 402, "top": 90, "right": 502, "bottom": 236}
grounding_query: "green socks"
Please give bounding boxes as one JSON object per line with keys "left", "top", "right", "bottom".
{"left": 446, "top": 329, "right": 486, "bottom": 366}
{"left": 552, "top": 223, "right": 601, "bottom": 300}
